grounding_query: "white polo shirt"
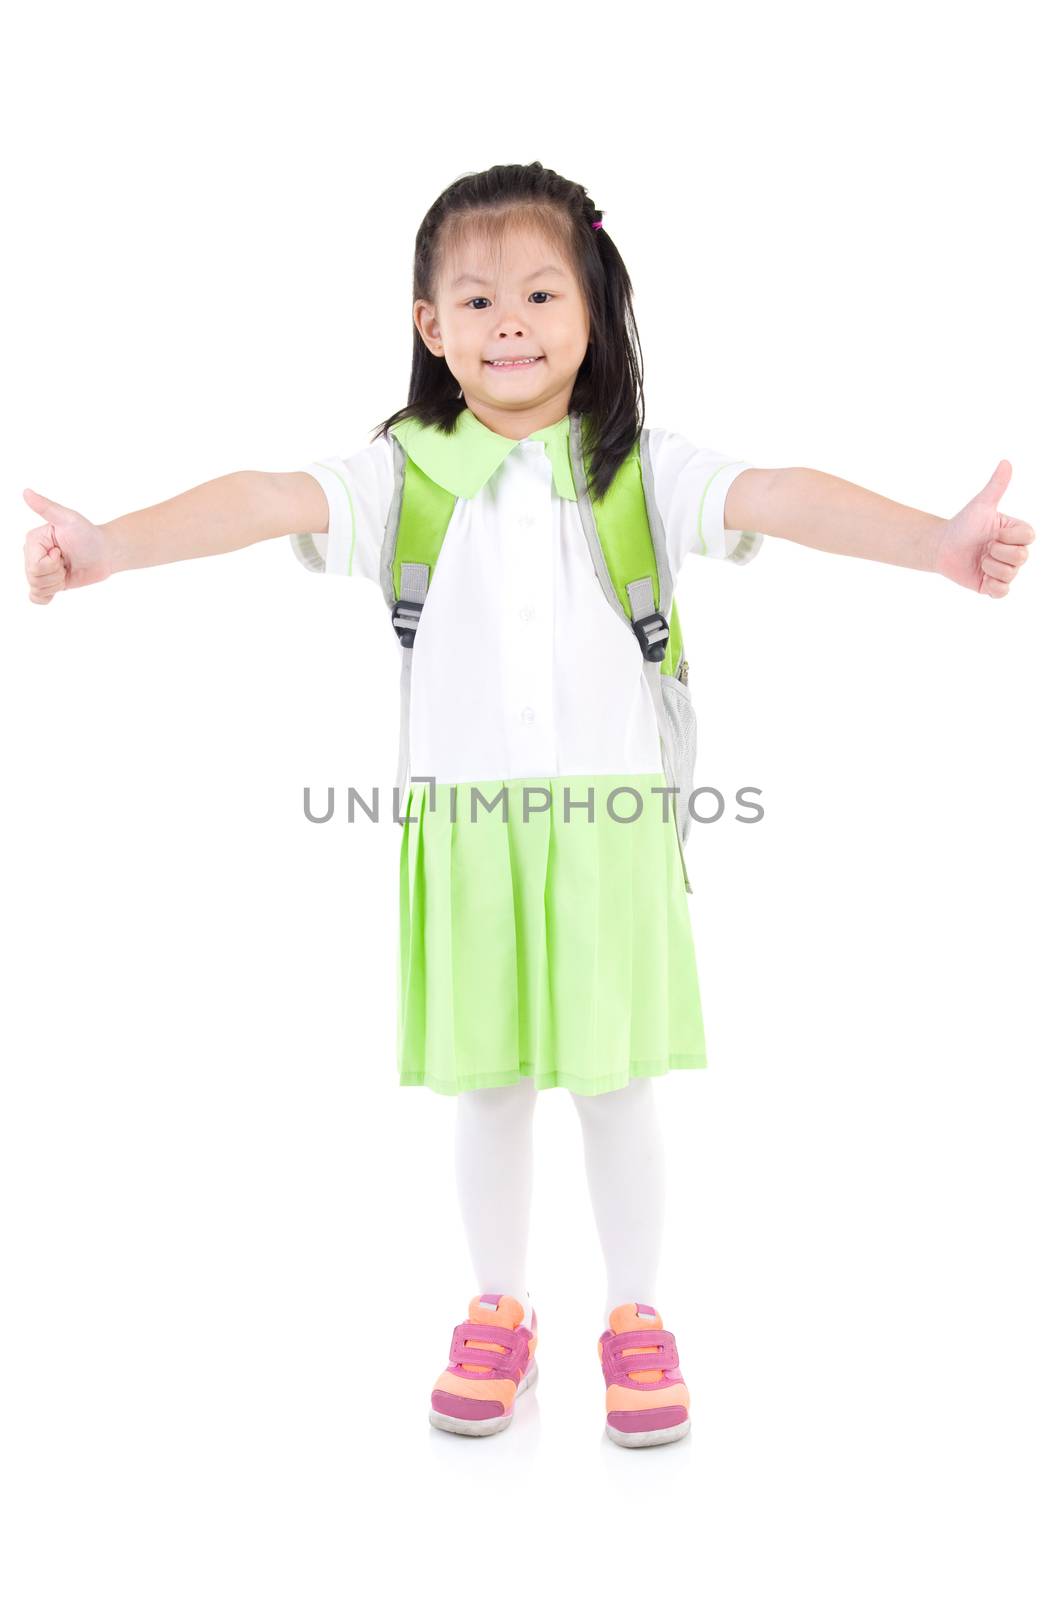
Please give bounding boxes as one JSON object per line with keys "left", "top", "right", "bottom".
{"left": 291, "top": 408, "right": 762, "bottom": 786}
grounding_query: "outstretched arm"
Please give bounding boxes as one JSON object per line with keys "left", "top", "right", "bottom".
{"left": 725, "top": 461, "right": 1036, "bottom": 598}
{"left": 23, "top": 471, "right": 329, "bottom": 603}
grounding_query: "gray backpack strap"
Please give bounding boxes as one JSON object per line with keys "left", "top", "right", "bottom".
{"left": 625, "top": 574, "right": 668, "bottom": 658}
{"left": 568, "top": 415, "right": 692, "bottom": 892}
{"left": 380, "top": 432, "right": 457, "bottom": 811}
{"left": 626, "top": 570, "right": 689, "bottom": 881}
{"left": 568, "top": 413, "right": 635, "bottom": 630}
{"left": 380, "top": 435, "right": 422, "bottom": 807}
{"left": 568, "top": 414, "right": 674, "bottom": 635}
{"left": 392, "top": 562, "right": 429, "bottom": 801}
{"left": 380, "top": 432, "right": 408, "bottom": 605}
{"left": 637, "top": 425, "right": 675, "bottom": 618}
{"left": 633, "top": 431, "right": 690, "bottom": 887}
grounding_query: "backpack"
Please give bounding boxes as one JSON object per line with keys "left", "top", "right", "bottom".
{"left": 382, "top": 410, "right": 698, "bottom": 893}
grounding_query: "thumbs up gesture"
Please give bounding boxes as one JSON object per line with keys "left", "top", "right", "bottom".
{"left": 23, "top": 488, "right": 112, "bottom": 604}
{"left": 934, "top": 461, "right": 1036, "bottom": 597}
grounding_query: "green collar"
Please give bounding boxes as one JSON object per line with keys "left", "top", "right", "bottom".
{"left": 389, "top": 406, "right": 577, "bottom": 501}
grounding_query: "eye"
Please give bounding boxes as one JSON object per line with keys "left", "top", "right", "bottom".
{"left": 464, "top": 292, "right": 555, "bottom": 309}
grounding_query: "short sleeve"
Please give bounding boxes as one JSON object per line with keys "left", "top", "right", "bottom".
{"left": 288, "top": 432, "right": 395, "bottom": 584}
{"left": 646, "top": 427, "right": 764, "bottom": 579}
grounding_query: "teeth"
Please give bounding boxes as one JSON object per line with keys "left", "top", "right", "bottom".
{"left": 489, "top": 357, "right": 539, "bottom": 366}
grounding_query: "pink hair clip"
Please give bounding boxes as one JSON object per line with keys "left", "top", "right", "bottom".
{"left": 591, "top": 219, "right": 603, "bottom": 230}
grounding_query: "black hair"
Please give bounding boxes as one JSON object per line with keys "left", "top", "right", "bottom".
{"left": 372, "top": 161, "right": 645, "bottom": 502}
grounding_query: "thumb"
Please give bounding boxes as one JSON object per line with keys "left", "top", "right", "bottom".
{"left": 23, "top": 487, "right": 72, "bottom": 522}
{"left": 975, "top": 459, "right": 1012, "bottom": 508}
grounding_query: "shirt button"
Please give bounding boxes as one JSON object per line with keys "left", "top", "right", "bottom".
{"left": 521, "top": 706, "right": 535, "bottom": 724}
{"left": 519, "top": 605, "right": 535, "bottom": 622}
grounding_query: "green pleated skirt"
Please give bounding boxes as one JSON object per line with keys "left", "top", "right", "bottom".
{"left": 396, "top": 772, "right": 708, "bottom": 1097}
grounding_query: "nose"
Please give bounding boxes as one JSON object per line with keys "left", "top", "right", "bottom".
{"left": 493, "top": 302, "right": 531, "bottom": 336}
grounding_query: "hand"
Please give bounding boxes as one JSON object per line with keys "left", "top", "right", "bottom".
{"left": 933, "top": 461, "right": 1036, "bottom": 598}
{"left": 23, "top": 488, "right": 113, "bottom": 605}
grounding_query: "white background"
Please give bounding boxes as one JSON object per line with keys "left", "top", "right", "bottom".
{"left": 3, "top": 1, "right": 1057, "bottom": 1595}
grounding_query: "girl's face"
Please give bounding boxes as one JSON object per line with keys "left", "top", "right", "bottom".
{"left": 413, "top": 223, "right": 591, "bottom": 436}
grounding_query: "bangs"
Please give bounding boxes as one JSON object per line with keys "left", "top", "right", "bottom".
{"left": 435, "top": 204, "right": 581, "bottom": 298}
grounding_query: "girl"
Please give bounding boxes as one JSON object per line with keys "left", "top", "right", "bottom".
{"left": 22, "top": 161, "right": 1036, "bottom": 1450}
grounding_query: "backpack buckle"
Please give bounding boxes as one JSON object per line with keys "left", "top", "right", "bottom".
{"left": 631, "top": 610, "right": 669, "bottom": 663}
{"left": 391, "top": 598, "right": 424, "bottom": 648}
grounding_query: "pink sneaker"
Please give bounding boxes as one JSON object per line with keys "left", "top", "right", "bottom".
{"left": 429, "top": 1292, "right": 539, "bottom": 1436}
{"left": 598, "top": 1302, "right": 691, "bottom": 1447}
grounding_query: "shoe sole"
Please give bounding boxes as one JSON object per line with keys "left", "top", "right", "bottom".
{"left": 606, "top": 1416, "right": 691, "bottom": 1448}
{"left": 429, "top": 1355, "right": 538, "bottom": 1437}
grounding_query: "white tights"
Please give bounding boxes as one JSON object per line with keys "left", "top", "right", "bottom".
{"left": 453, "top": 1075, "right": 666, "bottom": 1330}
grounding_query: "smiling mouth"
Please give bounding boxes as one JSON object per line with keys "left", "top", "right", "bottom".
{"left": 484, "top": 356, "right": 544, "bottom": 368}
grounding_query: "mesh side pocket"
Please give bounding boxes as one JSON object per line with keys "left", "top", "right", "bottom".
{"left": 658, "top": 671, "right": 698, "bottom": 846}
